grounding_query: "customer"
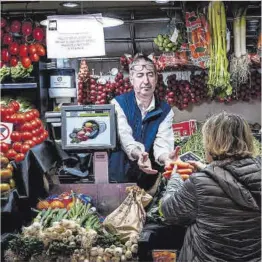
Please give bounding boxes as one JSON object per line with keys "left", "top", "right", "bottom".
{"left": 109, "top": 54, "right": 179, "bottom": 190}
{"left": 160, "top": 112, "right": 261, "bottom": 262}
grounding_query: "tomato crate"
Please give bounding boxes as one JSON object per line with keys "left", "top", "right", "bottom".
{"left": 172, "top": 120, "right": 197, "bottom": 137}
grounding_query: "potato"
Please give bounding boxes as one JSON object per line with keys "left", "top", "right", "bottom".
{"left": 0, "top": 183, "right": 10, "bottom": 193}
{"left": 0, "top": 168, "right": 12, "bottom": 180}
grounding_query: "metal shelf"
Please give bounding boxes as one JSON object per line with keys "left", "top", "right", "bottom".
{"left": 0, "top": 82, "right": 37, "bottom": 89}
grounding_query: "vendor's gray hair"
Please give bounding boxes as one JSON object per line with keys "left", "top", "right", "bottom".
{"left": 129, "top": 54, "right": 157, "bottom": 74}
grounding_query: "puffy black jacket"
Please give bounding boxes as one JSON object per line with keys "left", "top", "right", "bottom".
{"left": 160, "top": 157, "right": 261, "bottom": 262}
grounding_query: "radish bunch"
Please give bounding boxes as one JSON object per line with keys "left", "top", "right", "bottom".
{"left": 190, "top": 72, "right": 209, "bottom": 103}
{"left": 119, "top": 55, "right": 133, "bottom": 71}
{"left": 89, "top": 78, "right": 108, "bottom": 105}
{"left": 113, "top": 72, "right": 133, "bottom": 96}
{"left": 250, "top": 71, "right": 261, "bottom": 100}
{"left": 155, "top": 73, "right": 166, "bottom": 101}
{"left": 165, "top": 72, "right": 208, "bottom": 110}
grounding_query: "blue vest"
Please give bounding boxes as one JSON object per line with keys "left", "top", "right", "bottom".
{"left": 109, "top": 90, "right": 171, "bottom": 184}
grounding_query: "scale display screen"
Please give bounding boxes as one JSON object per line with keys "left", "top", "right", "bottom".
{"left": 61, "top": 105, "right": 116, "bottom": 150}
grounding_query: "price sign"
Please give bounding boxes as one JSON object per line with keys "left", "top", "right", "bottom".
{"left": 46, "top": 14, "right": 105, "bottom": 58}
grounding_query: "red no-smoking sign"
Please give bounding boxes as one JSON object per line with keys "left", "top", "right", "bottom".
{"left": 0, "top": 122, "right": 13, "bottom": 144}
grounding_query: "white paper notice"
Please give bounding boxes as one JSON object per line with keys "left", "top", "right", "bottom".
{"left": 46, "top": 15, "right": 105, "bottom": 58}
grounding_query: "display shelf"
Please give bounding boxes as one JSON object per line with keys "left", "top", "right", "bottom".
{"left": 0, "top": 82, "right": 37, "bottom": 89}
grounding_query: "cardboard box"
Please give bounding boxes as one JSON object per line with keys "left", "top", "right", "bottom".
{"left": 172, "top": 120, "right": 197, "bottom": 137}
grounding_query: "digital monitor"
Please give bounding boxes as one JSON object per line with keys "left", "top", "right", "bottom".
{"left": 61, "top": 104, "right": 116, "bottom": 151}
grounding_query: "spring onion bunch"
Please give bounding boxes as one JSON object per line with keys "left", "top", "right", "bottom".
{"left": 230, "top": 4, "right": 250, "bottom": 87}
{"left": 207, "top": 1, "right": 232, "bottom": 97}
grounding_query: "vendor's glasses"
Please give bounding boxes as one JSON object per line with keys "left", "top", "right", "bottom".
{"left": 130, "top": 64, "right": 155, "bottom": 72}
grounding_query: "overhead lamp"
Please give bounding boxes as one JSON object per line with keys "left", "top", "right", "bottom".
{"left": 155, "top": 0, "right": 170, "bottom": 3}
{"left": 60, "top": 2, "right": 80, "bottom": 8}
{"left": 40, "top": 16, "right": 124, "bottom": 28}
{"left": 101, "top": 17, "right": 124, "bottom": 28}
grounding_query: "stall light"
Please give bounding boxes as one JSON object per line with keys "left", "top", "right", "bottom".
{"left": 60, "top": 2, "right": 80, "bottom": 8}
{"left": 101, "top": 17, "right": 124, "bottom": 28}
{"left": 40, "top": 16, "right": 124, "bottom": 28}
{"left": 155, "top": 0, "right": 170, "bottom": 3}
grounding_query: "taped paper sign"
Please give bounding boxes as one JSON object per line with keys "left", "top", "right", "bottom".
{"left": 0, "top": 122, "right": 13, "bottom": 144}
{"left": 46, "top": 14, "right": 105, "bottom": 58}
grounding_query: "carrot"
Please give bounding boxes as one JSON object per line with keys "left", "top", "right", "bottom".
{"left": 173, "top": 161, "right": 190, "bottom": 169}
{"left": 177, "top": 169, "right": 193, "bottom": 175}
{"left": 163, "top": 170, "right": 172, "bottom": 179}
{"left": 164, "top": 165, "right": 173, "bottom": 171}
{"left": 181, "top": 174, "right": 190, "bottom": 180}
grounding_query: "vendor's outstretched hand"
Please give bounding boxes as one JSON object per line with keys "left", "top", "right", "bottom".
{"left": 138, "top": 152, "right": 158, "bottom": 175}
{"left": 164, "top": 146, "right": 181, "bottom": 169}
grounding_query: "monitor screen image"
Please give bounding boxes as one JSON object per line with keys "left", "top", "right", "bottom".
{"left": 61, "top": 105, "right": 116, "bottom": 150}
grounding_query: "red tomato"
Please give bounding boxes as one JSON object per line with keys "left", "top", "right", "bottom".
{"left": 0, "top": 142, "right": 9, "bottom": 153}
{"left": 20, "top": 122, "right": 33, "bottom": 132}
{"left": 32, "top": 136, "right": 41, "bottom": 145}
{"left": 8, "top": 100, "right": 20, "bottom": 112}
{"left": 11, "top": 20, "right": 21, "bottom": 33}
{"left": 3, "top": 115, "right": 11, "bottom": 122}
{"left": 16, "top": 113, "right": 25, "bottom": 124}
{"left": 24, "top": 140, "right": 36, "bottom": 148}
{"left": 34, "top": 118, "right": 42, "bottom": 128}
{"left": 30, "top": 109, "right": 40, "bottom": 118}
{"left": 21, "top": 132, "right": 33, "bottom": 141}
{"left": 14, "top": 153, "right": 25, "bottom": 162}
{"left": 21, "top": 56, "right": 31, "bottom": 68}
{"left": 3, "top": 34, "right": 13, "bottom": 45}
{"left": 22, "top": 21, "right": 32, "bottom": 36}
{"left": 10, "top": 56, "right": 18, "bottom": 67}
{"left": 36, "top": 44, "right": 46, "bottom": 56}
{"left": 12, "top": 142, "right": 22, "bottom": 152}
{"left": 24, "top": 111, "right": 35, "bottom": 122}
{"left": 43, "top": 130, "right": 49, "bottom": 139}
{"left": 30, "top": 119, "right": 38, "bottom": 129}
{"left": 35, "top": 127, "right": 44, "bottom": 136}
{"left": 20, "top": 144, "right": 30, "bottom": 154}
{"left": 10, "top": 131, "right": 22, "bottom": 142}
{"left": 5, "top": 106, "right": 15, "bottom": 116}
{"left": 31, "top": 129, "right": 38, "bottom": 136}
{"left": 28, "top": 44, "right": 37, "bottom": 55}
{"left": 9, "top": 114, "right": 18, "bottom": 124}
{"left": 39, "top": 134, "right": 46, "bottom": 143}
{"left": 9, "top": 42, "right": 19, "bottom": 55}
{"left": 1, "top": 17, "right": 7, "bottom": 28}
{"left": 6, "top": 149, "right": 17, "bottom": 160}
{"left": 30, "top": 53, "right": 39, "bottom": 62}
{"left": 0, "top": 106, "right": 7, "bottom": 119}
{"left": 33, "top": 27, "right": 44, "bottom": 41}
{"left": 1, "top": 48, "right": 10, "bottom": 62}
{"left": 19, "top": 44, "right": 28, "bottom": 57}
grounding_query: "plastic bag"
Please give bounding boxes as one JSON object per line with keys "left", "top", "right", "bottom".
{"left": 103, "top": 186, "right": 152, "bottom": 243}
{"left": 186, "top": 11, "right": 210, "bottom": 69}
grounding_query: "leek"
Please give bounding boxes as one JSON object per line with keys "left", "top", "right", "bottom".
{"left": 240, "top": 10, "right": 247, "bottom": 56}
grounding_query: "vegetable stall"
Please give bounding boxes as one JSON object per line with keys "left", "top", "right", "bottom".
{"left": 0, "top": 1, "right": 261, "bottom": 262}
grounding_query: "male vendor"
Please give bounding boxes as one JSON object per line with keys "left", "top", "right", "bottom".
{"left": 109, "top": 54, "right": 178, "bottom": 190}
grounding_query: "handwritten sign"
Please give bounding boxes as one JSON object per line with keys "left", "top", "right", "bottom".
{"left": 46, "top": 14, "right": 105, "bottom": 58}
